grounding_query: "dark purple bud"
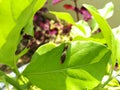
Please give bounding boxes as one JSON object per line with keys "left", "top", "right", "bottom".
{"left": 23, "top": 34, "right": 32, "bottom": 39}
{"left": 39, "top": 20, "right": 50, "bottom": 31}
{"left": 63, "top": 24, "right": 72, "bottom": 34}
{"left": 40, "top": 7, "right": 48, "bottom": 13}
{"left": 92, "top": 28, "right": 101, "bottom": 35}
{"left": 34, "top": 31, "right": 42, "bottom": 39}
{"left": 52, "top": 0, "right": 63, "bottom": 5}
{"left": 79, "top": 6, "right": 92, "bottom": 21}
{"left": 74, "top": 7, "right": 79, "bottom": 13}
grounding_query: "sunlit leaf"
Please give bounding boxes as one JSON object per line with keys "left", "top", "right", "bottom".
{"left": 23, "top": 41, "right": 111, "bottom": 90}
{"left": 71, "top": 20, "right": 91, "bottom": 38}
{"left": 99, "top": 2, "right": 114, "bottom": 19}
{"left": 84, "top": 4, "right": 116, "bottom": 67}
{"left": 92, "top": 2, "right": 114, "bottom": 32}
{"left": 0, "top": 0, "right": 46, "bottom": 67}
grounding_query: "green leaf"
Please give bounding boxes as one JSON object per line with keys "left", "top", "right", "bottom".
{"left": 83, "top": 4, "right": 116, "bottom": 67}
{"left": 91, "top": 2, "right": 114, "bottom": 32}
{"left": 107, "top": 78, "right": 120, "bottom": 87}
{"left": 83, "top": 4, "right": 113, "bottom": 49}
{"left": 73, "top": 36, "right": 106, "bottom": 44}
{"left": 70, "top": 20, "right": 91, "bottom": 38}
{"left": 23, "top": 18, "right": 34, "bottom": 36}
{"left": 11, "top": 0, "right": 46, "bottom": 36}
{"left": 99, "top": 2, "right": 114, "bottom": 19}
{"left": 0, "top": 0, "right": 46, "bottom": 67}
{"left": 112, "top": 26, "right": 120, "bottom": 64}
{"left": 50, "top": 11, "right": 75, "bottom": 24}
{"left": 23, "top": 41, "right": 111, "bottom": 90}
{"left": 36, "top": 42, "right": 57, "bottom": 55}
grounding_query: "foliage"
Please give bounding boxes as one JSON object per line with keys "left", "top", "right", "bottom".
{"left": 0, "top": 0, "right": 120, "bottom": 90}
{"left": 0, "top": 0, "right": 46, "bottom": 67}
{"left": 23, "top": 41, "right": 111, "bottom": 90}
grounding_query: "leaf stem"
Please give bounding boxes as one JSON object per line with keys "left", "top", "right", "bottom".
{"left": 13, "top": 56, "right": 21, "bottom": 77}
{"left": 12, "top": 65, "right": 20, "bottom": 77}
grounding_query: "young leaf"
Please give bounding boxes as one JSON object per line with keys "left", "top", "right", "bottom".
{"left": 23, "top": 41, "right": 111, "bottom": 90}
{"left": 99, "top": 2, "right": 114, "bottom": 19}
{"left": 83, "top": 4, "right": 113, "bottom": 49}
{"left": 92, "top": 2, "right": 114, "bottom": 32}
{"left": 83, "top": 4, "right": 116, "bottom": 67}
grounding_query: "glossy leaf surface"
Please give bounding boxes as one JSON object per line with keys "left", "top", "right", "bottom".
{"left": 23, "top": 41, "right": 111, "bottom": 90}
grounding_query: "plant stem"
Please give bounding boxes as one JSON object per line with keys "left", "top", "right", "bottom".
{"left": 100, "top": 69, "right": 120, "bottom": 88}
{"left": 13, "top": 56, "right": 21, "bottom": 77}
{"left": 0, "top": 70, "right": 23, "bottom": 90}
{"left": 73, "top": 0, "right": 79, "bottom": 21}
{"left": 13, "top": 65, "right": 20, "bottom": 77}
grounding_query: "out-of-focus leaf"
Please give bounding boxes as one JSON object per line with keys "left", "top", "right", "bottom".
{"left": 23, "top": 41, "right": 111, "bottom": 90}
{"left": 104, "top": 78, "right": 120, "bottom": 90}
{"left": 50, "top": 11, "right": 75, "bottom": 24}
{"left": 91, "top": 19, "right": 99, "bottom": 32}
{"left": 73, "top": 36, "right": 106, "bottom": 44}
{"left": 107, "top": 78, "right": 120, "bottom": 87}
{"left": 112, "top": 26, "right": 120, "bottom": 64}
{"left": 91, "top": 2, "right": 114, "bottom": 32}
{"left": 99, "top": 2, "right": 114, "bottom": 19}
{"left": 70, "top": 20, "right": 91, "bottom": 38}
{"left": 0, "top": 0, "right": 46, "bottom": 67}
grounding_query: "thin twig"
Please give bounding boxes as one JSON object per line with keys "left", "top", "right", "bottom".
{"left": 73, "top": 0, "right": 79, "bottom": 21}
